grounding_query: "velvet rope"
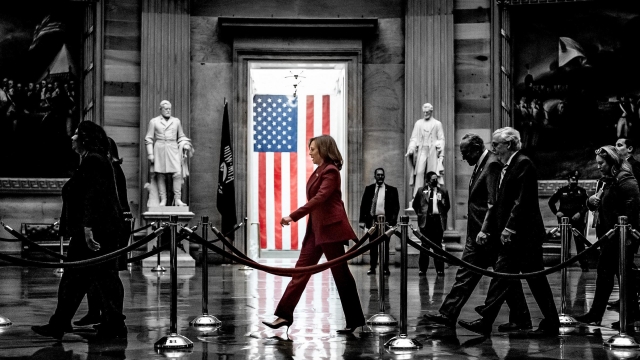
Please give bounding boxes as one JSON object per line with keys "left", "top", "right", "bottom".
{"left": 0, "top": 226, "right": 167, "bottom": 268}
{"left": 407, "top": 226, "right": 614, "bottom": 279}
{"left": 182, "top": 226, "right": 392, "bottom": 277}
{"left": 129, "top": 221, "right": 156, "bottom": 235}
{"left": 202, "top": 224, "right": 376, "bottom": 268}
{"left": 125, "top": 226, "right": 197, "bottom": 264}
{"left": 1, "top": 222, "right": 68, "bottom": 261}
{"left": 570, "top": 228, "right": 594, "bottom": 248}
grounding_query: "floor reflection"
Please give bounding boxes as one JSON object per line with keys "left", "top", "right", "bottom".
{"left": 0, "top": 262, "right": 640, "bottom": 359}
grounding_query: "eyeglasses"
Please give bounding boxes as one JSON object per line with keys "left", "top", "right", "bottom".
{"left": 491, "top": 141, "right": 505, "bottom": 148}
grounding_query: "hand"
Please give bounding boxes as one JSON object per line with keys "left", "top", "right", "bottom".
{"left": 404, "top": 151, "right": 412, "bottom": 157}
{"left": 588, "top": 195, "right": 600, "bottom": 207}
{"left": 148, "top": 154, "right": 154, "bottom": 163}
{"left": 476, "top": 231, "right": 488, "bottom": 245}
{"left": 556, "top": 212, "right": 564, "bottom": 219}
{"left": 500, "top": 229, "right": 512, "bottom": 245}
{"left": 572, "top": 213, "right": 581, "bottom": 221}
{"left": 280, "top": 216, "right": 293, "bottom": 227}
{"left": 84, "top": 228, "right": 100, "bottom": 251}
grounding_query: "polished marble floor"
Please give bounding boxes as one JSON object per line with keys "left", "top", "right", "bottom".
{"left": 1, "top": 260, "right": 639, "bottom": 359}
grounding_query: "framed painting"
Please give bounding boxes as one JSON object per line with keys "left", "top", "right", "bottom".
{"left": 496, "top": 0, "right": 640, "bottom": 189}
{"left": 0, "top": 0, "right": 101, "bottom": 194}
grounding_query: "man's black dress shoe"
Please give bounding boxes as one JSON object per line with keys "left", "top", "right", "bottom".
{"left": 418, "top": 271, "right": 425, "bottom": 276}
{"left": 384, "top": 269, "right": 390, "bottom": 276}
{"left": 423, "top": 313, "right": 455, "bottom": 327}
{"left": 458, "top": 319, "right": 491, "bottom": 336}
{"left": 573, "top": 312, "right": 602, "bottom": 326}
{"left": 262, "top": 319, "right": 292, "bottom": 329}
{"left": 367, "top": 269, "right": 376, "bottom": 275}
{"left": 32, "top": 324, "right": 64, "bottom": 340}
{"left": 611, "top": 321, "right": 637, "bottom": 332}
{"left": 497, "top": 321, "right": 532, "bottom": 332}
{"left": 74, "top": 314, "right": 101, "bottom": 327}
{"left": 436, "top": 271, "right": 444, "bottom": 276}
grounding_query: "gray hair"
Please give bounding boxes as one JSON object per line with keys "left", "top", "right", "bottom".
{"left": 160, "top": 100, "right": 171, "bottom": 108}
{"left": 493, "top": 127, "right": 522, "bottom": 151}
{"left": 461, "top": 133, "right": 485, "bottom": 151}
{"left": 422, "top": 103, "right": 433, "bottom": 111}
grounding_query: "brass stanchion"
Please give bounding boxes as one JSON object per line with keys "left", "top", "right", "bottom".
{"left": 367, "top": 215, "right": 397, "bottom": 330}
{"left": 155, "top": 215, "right": 194, "bottom": 351}
{"left": 126, "top": 216, "right": 135, "bottom": 270}
{"left": 190, "top": 216, "right": 222, "bottom": 331}
{"left": 150, "top": 222, "right": 166, "bottom": 272}
{"left": 559, "top": 217, "right": 577, "bottom": 326}
{"left": 385, "top": 215, "right": 421, "bottom": 350}
{"left": 604, "top": 216, "right": 640, "bottom": 349}
{"left": 239, "top": 217, "right": 253, "bottom": 271}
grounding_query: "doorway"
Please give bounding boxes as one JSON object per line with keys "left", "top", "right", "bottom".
{"left": 247, "top": 62, "right": 347, "bottom": 257}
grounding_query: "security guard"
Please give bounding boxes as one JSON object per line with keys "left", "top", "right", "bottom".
{"left": 548, "top": 170, "right": 589, "bottom": 271}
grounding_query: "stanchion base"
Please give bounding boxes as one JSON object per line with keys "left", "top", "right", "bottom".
{"left": 151, "top": 265, "right": 166, "bottom": 272}
{"left": 385, "top": 334, "right": 422, "bottom": 350}
{"left": 54, "top": 268, "right": 64, "bottom": 274}
{"left": 190, "top": 314, "right": 221, "bottom": 328}
{"left": 604, "top": 334, "right": 640, "bottom": 349}
{"left": 238, "top": 266, "right": 253, "bottom": 271}
{"left": 559, "top": 314, "right": 579, "bottom": 326}
{"left": 0, "top": 315, "right": 12, "bottom": 327}
{"left": 154, "top": 333, "right": 194, "bottom": 349}
{"left": 367, "top": 313, "right": 398, "bottom": 327}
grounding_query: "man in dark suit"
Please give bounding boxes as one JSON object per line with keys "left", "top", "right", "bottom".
{"left": 412, "top": 171, "right": 449, "bottom": 276}
{"left": 616, "top": 137, "right": 640, "bottom": 181}
{"left": 458, "top": 127, "right": 559, "bottom": 337}
{"left": 423, "top": 133, "right": 531, "bottom": 330}
{"left": 359, "top": 168, "right": 400, "bottom": 275}
{"left": 548, "top": 170, "right": 589, "bottom": 271}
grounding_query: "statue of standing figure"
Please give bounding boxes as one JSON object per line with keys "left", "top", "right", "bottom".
{"left": 405, "top": 103, "right": 445, "bottom": 197}
{"left": 145, "top": 100, "right": 194, "bottom": 207}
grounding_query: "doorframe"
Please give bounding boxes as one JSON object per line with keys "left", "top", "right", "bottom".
{"left": 232, "top": 38, "right": 363, "bottom": 256}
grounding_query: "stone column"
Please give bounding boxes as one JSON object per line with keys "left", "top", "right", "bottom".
{"left": 140, "top": 0, "right": 191, "bottom": 209}
{"left": 402, "top": 0, "right": 457, "bottom": 265}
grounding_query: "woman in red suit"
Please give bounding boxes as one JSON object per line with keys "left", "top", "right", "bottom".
{"left": 262, "top": 135, "right": 365, "bottom": 334}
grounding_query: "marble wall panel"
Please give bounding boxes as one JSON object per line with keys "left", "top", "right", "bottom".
{"left": 363, "top": 18, "right": 404, "bottom": 65}
{"left": 363, "top": 64, "right": 404, "bottom": 132}
{"left": 0, "top": 197, "right": 63, "bottom": 254}
{"left": 189, "top": 62, "right": 233, "bottom": 220}
{"left": 191, "top": 0, "right": 403, "bottom": 18}
{"left": 361, "top": 130, "right": 405, "bottom": 209}
{"left": 191, "top": 16, "right": 232, "bottom": 65}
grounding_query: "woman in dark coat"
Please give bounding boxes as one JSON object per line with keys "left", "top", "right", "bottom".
{"left": 262, "top": 135, "right": 365, "bottom": 334}
{"left": 574, "top": 145, "right": 640, "bottom": 329}
{"left": 32, "top": 121, "right": 126, "bottom": 340}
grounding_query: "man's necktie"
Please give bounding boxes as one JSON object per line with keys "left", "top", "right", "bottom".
{"left": 470, "top": 165, "right": 479, "bottom": 187}
{"left": 499, "top": 163, "right": 508, "bottom": 188}
{"left": 370, "top": 185, "right": 380, "bottom": 217}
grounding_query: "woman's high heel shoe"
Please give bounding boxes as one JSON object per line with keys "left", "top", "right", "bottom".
{"left": 574, "top": 312, "right": 602, "bottom": 326}
{"left": 336, "top": 326, "right": 362, "bottom": 334}
{"left": 262, "top": 319, "right": 292, "bottom": 330}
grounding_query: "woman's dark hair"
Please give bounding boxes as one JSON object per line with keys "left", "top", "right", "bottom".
{"left": 77, "top": 121, "right": 110, "bottom": 157}
{"left": 108, "top": 137, "right": 123, "bottom": 164}
{"left": 309, "top": 135, "right": 343, "bottom": 170}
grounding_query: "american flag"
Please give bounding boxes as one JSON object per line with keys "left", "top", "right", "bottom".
{"left": 251, "top": 94, "right": 333, "bottom": 250}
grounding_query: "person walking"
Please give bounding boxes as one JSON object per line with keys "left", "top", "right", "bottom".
{"left": 262, "top": 135, "right": 365, "bottom": 334}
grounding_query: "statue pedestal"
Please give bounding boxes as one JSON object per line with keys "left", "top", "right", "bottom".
{"left": 141, "top": 208, "right": 196, "bottom": 268}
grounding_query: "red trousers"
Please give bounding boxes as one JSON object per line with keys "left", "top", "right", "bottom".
{"left": 274, "top": 237, "right": 365, "bottom": 328}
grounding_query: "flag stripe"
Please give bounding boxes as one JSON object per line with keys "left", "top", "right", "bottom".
{"left": 274, "top": 152, "right": 283, "bottom": 250}
{"left": 289, "top": 152, "right": 299, "bottom": 249}
{"left": 306, "top": 95, "right": 315, "bottom": 181}
{"left": 258, "top": 152, "right": 267, "bottom": 249}
{"left": 322, "top": 95, "right": 330, "bottom": 134}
